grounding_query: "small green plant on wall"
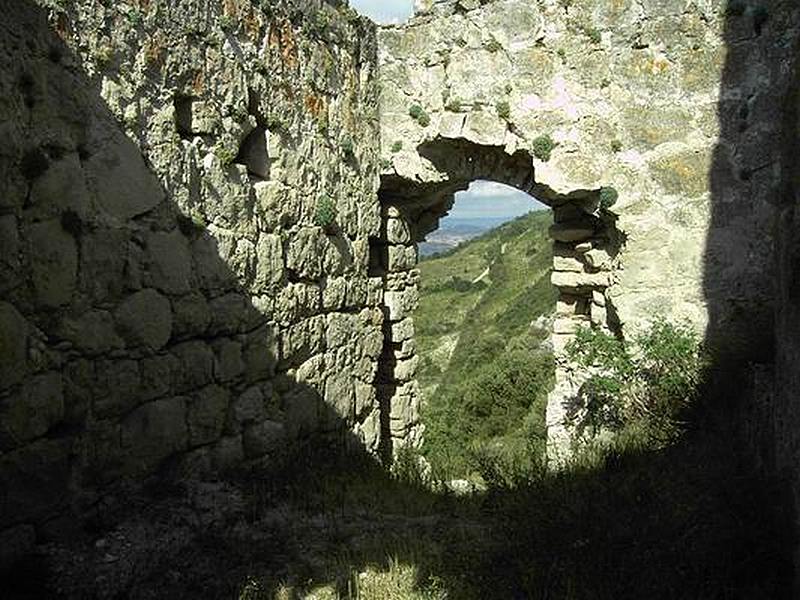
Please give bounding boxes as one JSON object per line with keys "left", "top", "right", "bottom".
{"left": 314, "top": 196, "right": 338, "bottom": 232}
{"left": 599, "top": 186, "right": 619, "bottom": 210}
{"left": 391, "top": 140, "right": 403, "bottom": 153}
{"left": 408, "top": 104, "right": 431, "bottom": 127}
{"left": 496, "top": 100, "right": 511, "bottom": 120}
{"left": 531, "top": 134, "right": 556, "bottom": 162}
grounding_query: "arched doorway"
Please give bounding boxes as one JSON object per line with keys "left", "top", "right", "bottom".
{"left": 371, "top": 139, "right": 624, "bottom": 461}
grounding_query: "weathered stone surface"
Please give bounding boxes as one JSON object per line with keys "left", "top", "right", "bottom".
{"left": 243, "top": 420, "right": 286, "bottom": 459}
{"left": 28, "top": 220, "right": 78, "bottom": 307}
{"left": 0, "top": 303, "right": 27, "bottom": 390}
{"left": 0, "top": 372, "right": 64, "bottom": 450}
{"left": 188, "top": 385, "right": 229, "bottom": 448}
{"left": 145, "top": 230, "right": 192, "bottom": 294}
{"left": 115, "top": 288, "right": 173, "bottom": 351}
{"left": 121, "top": 397, "right": 188, "bottom": 473}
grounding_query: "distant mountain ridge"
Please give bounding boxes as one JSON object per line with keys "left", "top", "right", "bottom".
{"left": 419, "top": 214, "right": 542, "bottom": 257}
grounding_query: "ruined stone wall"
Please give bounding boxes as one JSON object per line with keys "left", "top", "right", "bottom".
{"left": 377, "top": 0, "right": 797, "bottom": 452}
{"left": 0, "top": 0, "right": 387, "bottom": 559}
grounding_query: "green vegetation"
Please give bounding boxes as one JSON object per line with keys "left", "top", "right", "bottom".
{"left": 495, "top": 100, "right": 511, "bottom": 120}
{"left": 219, "top": 14, "right": 236, "bottom": 32}
{"left": 567, "top": 319, "right": 705, "bottom": 443}
{"left": 314, "top": 196, "right": 338, "bottom": 230}
{"left": 483, "top": 38, "right": 503, "bottom": 53}
{"left": 409, "top": 104, "right": 431, "bottom": 127}
{"left": 391, "top": 140, "right": 403, "bottom": 153}
{"left": 340, "top": 136, "right": 355, "bottom": 157}
{"left": 610, "top": 139, "right": 623, "bottom": 153}
{"left": 531, "top": 134, "right": 556, "bottom": 162}
{"left": 416, "top": 211, "right": 557, "bottom": 478}
{"left": 585, "top": 26, "right": 602, "bottom": 44}
{"left": 599, "top": 186, "right": 619, "bottom": 209}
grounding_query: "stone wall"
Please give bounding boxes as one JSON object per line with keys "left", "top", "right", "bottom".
{"left": 376, "top": 0, "right": 798, "bottom": 453}
{"left": 0, "top": 0, "right": 388, "bottom": 560}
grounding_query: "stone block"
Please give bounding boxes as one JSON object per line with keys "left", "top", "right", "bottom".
{"left": 254, "top": 233, "right": 284, "bottom": 292}
{"left": 115, "top": 288, "right": 173, "bottom": 351}
{"left": 145, "top": 230, "right": 192, "bottom": 294}
{"left": 243, "top": 420, "right": 286, "bottom": 458}
{"left": 384, "top": 287, "right": 419, "bottom": 321}
{"left": 583, "top": 248, "right": 612, "bottom": 270}
{"left": 121, "top": 397, "right": 188, "bottom": 473}
{"left": 549, "top": 222, "right": 596, "bottom": 243}
{"left": 242, "top": 325, "right": 279, "bottom": 383}
{"left": 28, "top": 219, "right": 78, "bottom": 307}
{"left": 0, "top": 302, "right": 27, "bottom": 390}
{"left": 211, "top": 435, "right": 244, "bottom": 471}
{"left": 0, "top": 372, "right": 64, "bottom": 450}
{"left": 171, "top": 292, "right": 211, "bottom": 338}
{"left": 208, "top": 292, "right": 257, "bottom": 336}
{"left": 231, "top": 386, "right": 267, "bottom": 431}
{"left": 188, "top": 385, "right": 229, "bottom": 447}
{"left": 139, "top": 354, "right": 178, "bottom": 402}
{"left": 391, "top": 318, "right": 415, "bottom": 342}
{"left": 387, "top": 244, "right": 417, "bottom": 272}
{"left": 94, "top": 359, "right": 141, "bottom": 418}
{"left": 393, "top": 356, "right": 419, "bottom": 381}
{"left": 213, "top": 339, "right": 244, "bottom": 382}
{"left": 286, "top": 227, "right": 324, "bottom": 280}
{"left": 84, "top": 136, "right": 164, "bottom": 221}
{"left": 0, "top": 216, "right": 20, "bottom": 293}
{"left": 325, "top": 312, "right": 357, "bottom": 349}
{"left": 553, "top": 255, "right": 585, "bottom": 272}
{"left": 172, "top": 341, "right": 215, "bottom": 392}
{"left": 60, "top": 309, "right": 123, "bottom": 354}
{"left": 324, "top": 371, "right": 355, "bottom": 423}
{"left": 79, "top": 228, "right": 129, "bottom": 302}
{"left": 551, "top": 271, "right": 611, "bottom": 290}
{"left": 386, "top": 217, "right": 412, "bottom": 244}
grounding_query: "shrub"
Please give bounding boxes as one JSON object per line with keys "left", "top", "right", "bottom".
{"left": 567, "top": 318, "right": 706, "bottom": 442}
{"left": 314, "top": 196, "right": 338, "bottom": 230}
{"left": 585, "top": 27, "right": 602, "bottom": 44}
{"left": 391, "top": 140, "right": 403, "bottom": 153}
{"left": 496, "top": 100, "right": 511, "bottom": 120}
{"left": 599, "top": 186, "right": 619, "bottom": 210}
{"left": 610, "top": 139, "right": 623, "bottom": 153}
{"left": 409, "top": 104, "right": 431, "bottom": 127}
{"left": 445, "top": 98, "right": 462, "bottom": 112}
{"left": 531, "top": 134, "right": 556, "bottom": 162}
{"left": 219, "top": 14, "right": 236, "bottom": 31}
{"left": 340, "top": 136, "right": 354, "bottom": 157}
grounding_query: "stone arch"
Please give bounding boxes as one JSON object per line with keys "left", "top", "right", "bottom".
{"left": 372, "top": 137, "right": 624, "bottom": 458}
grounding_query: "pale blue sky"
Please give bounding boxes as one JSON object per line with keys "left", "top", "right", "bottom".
{"left": 449, "top": 181, "right": 546, "bottom": 219}
{"left": 350, "top": 0, "right": 414, "bottom": 24}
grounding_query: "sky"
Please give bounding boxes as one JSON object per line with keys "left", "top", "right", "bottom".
{"left": 448, "top": 180, "right": 546, "bottom": 220}
{"left": 350, "top": 0, "right": 414, "bottom": 24}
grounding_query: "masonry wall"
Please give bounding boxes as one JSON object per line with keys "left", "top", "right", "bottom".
{"left": 377, "top": 0, "right": 800, "bottom": 452}
{"left": 0, "top": 0, "right": 386, "bottom": 560}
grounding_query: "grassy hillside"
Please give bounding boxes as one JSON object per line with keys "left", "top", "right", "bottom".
{"left": 414, "top": 210, "right": 557, "bottom": 478}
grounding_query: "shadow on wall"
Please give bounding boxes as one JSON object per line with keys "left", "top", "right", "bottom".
{"left": 704, "top": 0, "right": 800, "bottom": 577}
{"left": 0, "top": 0, "right": 383, "bottom": 572}
{"left": 0, "top": 2, "right": 797, "bottom": 599}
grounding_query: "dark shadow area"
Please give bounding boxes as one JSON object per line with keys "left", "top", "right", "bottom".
{"left": 704, "top": 0, "right": 800, "bottom": 590}
{"left": 0, "top": 1, "right": 797, "bottom": 599}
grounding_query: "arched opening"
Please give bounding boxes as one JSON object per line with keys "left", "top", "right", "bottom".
{"left": 414, "top": 181, "right": 555, "bottom": 478}
{"left": 371, "top": 139, "right": 625, "bottom": 462}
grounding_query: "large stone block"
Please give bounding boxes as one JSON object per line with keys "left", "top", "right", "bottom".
{"left": 121, "top": 397, "right": 188, "bottom": 473}
{"left": 254, "top": 233, "right": 284, "bottom": 292}
{"left": 187, "top": 385, "right": 229, "bottom": 447}
{"left": 60, "top": 309, "right": 123, "bottom": 355}
{"left": 84, "top": 136, "right": 164, "bottom": 221}
{"left": 243, "top": 420, "right": 286, "bottom": 459}
{"left": 0, "top": 372, "right": 64, "bottom": 450}
{"left": 172, "top": 340, "right": 215, "bottom": 392}
{"left": 0, "top": 216, "right": 20, "bottom": 294}
{"left": 171, "top": 292, "right": 211, "bottom": 338}
{"left": 28, "top": 219, "right": 78, "bottom": 307}
{"left": 115, "top": 288, "right": 173, "bottom": 351}
{"left": 145, "top": 230, "right": 192, "bottom": 294}
{"left": 94, "top": 359, "right": 141, "bottom": 418}
{"left": 0, "top": 302, "right": 27, "bottom": 390}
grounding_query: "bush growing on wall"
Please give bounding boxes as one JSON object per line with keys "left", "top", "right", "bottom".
{"left": 567, "top": 318, "right": 706, "bottom": 444}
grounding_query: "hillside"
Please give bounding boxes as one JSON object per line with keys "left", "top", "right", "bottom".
{"left": 415, "top": 210, "right": 557, "bottom": 477}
